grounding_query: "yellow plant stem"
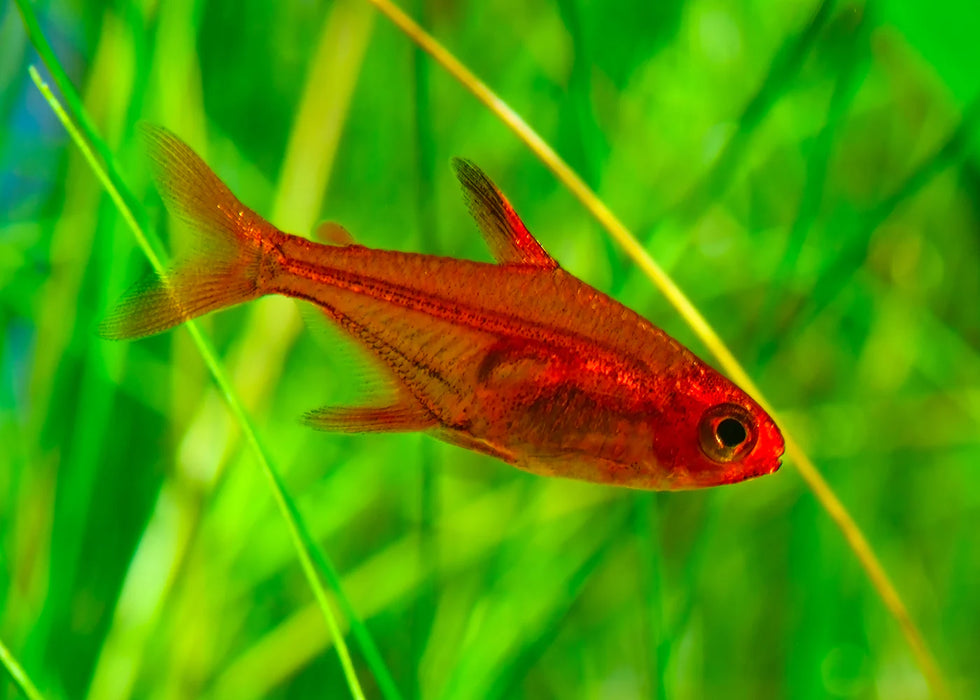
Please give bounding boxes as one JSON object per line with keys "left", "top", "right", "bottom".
{"left": 359, "top": 1, "right": 950, "bottom": 698}
{"left": 28, "top": 66, "right": 367, "bottom": 700}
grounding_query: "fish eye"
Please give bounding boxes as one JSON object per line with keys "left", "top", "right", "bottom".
{"left": 716, "top": 417, "right": 746, "bottom": 447}
{"left": 698, "top": 404, "right": 758, "bottom": 463}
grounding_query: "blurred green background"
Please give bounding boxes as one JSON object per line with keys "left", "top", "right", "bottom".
{"left": 2, "top": 0, "right": 979, "bottom": 698}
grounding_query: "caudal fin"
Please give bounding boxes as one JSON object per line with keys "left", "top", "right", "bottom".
{"left": 100, "top": 124, "right": 278, "bottom": 340}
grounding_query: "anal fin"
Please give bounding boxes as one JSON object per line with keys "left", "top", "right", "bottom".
{"left": 304, "top": 402, "right": 436, "bottom": 433}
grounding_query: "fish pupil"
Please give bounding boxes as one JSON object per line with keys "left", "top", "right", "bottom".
{"left": 717, "top": 417, "right": 747, "bottom": 447}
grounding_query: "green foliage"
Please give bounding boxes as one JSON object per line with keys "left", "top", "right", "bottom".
{"left": 2, "top": 0, "right": 978, "bottom": 698}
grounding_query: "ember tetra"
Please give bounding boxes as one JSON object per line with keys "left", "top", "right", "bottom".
{"left": 103, "top": 125, "right": 784, "bottom": 490}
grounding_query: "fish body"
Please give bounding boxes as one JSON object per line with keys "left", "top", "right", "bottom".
{"left": 103, "top": 125, "right": 784, "bottom": 490}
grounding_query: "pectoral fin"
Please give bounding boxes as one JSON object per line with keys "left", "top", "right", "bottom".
{"left": 304, "top": 402, "right": 436, "bottom": 433}
{"left": 452, "top": 158, "right": 558, "bottom": 269}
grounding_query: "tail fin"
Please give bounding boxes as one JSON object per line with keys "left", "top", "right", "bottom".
{"left": 100, "top": 124, "right": 277, "bottom": 340}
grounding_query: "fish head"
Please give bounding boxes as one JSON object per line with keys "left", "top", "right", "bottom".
{"left": 650, "top": 365, "right": 784, "bottom": 490}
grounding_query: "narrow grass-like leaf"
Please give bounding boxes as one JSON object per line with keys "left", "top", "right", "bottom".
{"left": 669, "top": 0, "right": 833, "bottom": 226}
{"left": 79, "top": 0, "right": 400, "bottom": 696}
{"left": 552, "top": 0, "right": 623, "bottom": 287}
{"left": 13, "top": 0, "right": 145, "bottom": 231}
{"left": 408, "top": 1, "right": 441, "bottom": 694}
{"left": 634, "top": 494, "right": 667, "bottom": 698}
{"left": 359, "top": 1, "right": 950, "bottom": 697}
{"left": 484, "top": 510, "right": 630, "bottom": 700}
{"left": 757, "top": 13, "right": 869, "bottom": 361}
{"left": 213, "top": 480, "right": 620, "bottom": 696}
{"left": 0, "top": 636, "right": 45, "bottom": 700}
{"left": 789, "top": 99, "right": 980, "bottom": 344}
{"left": 26, "top": 64, "right": 367, "bottom": 700}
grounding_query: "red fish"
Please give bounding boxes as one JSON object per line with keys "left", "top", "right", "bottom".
{"left": 102, "top": 125, "right": 784, "bottom": 490}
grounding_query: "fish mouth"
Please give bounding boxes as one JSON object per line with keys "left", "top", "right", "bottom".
{"left": 753, "top": 457, "right": 782, "bottom": 479}
{"left": 731, "top": 457, "right": 782, "bottom": 485}
{"left": 672, "top": 451, "right": 783, "bottom": 490}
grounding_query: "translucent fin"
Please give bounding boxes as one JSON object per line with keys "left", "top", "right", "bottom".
{"left": 100, "top": 124, "right": 278, "bottom": 340}
{"left": 451, "top": 158, "right": 558, "bottom": 268}
{"left": 434, "top": 428, "right": 518, "bottom": 464}
{"left": 313, "top": 221, "right": 357, "bottom": 246}
{"left": 140, "top": 123, "right": 276, "bottom": 254}
{"left": 99, "top": 265, "right": 260, "bottom": 340}
{"left": 304, "top": 402, "right": 436, "bottom": 433}
{"left": 297, "top": 301, "right": 399, "bottom": 404}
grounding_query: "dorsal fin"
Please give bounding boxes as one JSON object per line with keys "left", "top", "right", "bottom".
{"left": 451, "top": 158, "right": 558, "bottom": 269}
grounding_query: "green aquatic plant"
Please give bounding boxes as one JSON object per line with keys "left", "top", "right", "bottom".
{"left": 3, "top": 0, "right": 977, "bottom": 698}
